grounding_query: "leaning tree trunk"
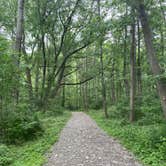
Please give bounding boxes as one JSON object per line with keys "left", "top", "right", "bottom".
{"left": 137, "top": 1, "right": 166, "bottom": 119}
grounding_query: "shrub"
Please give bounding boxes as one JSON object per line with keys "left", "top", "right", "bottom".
{"left": 158, "top": 138, "right": 166, "bottom": 157}
{"left": 111, "top": 104, "right": 130, "bottom": 119}
{"left": 90, "top": 98, "right": 103, "bottom": 110}
{"left": 0, "top": 144, "right": 13, "bottom": 166}
{"left": 0, "top": 104, "right": 43, "bottom": 144}
{"left": 44, "top": 99, "right": 65, "bottom": 116}
{"left": 45, "top": 106, "right": 64, "bottom": 116}
{"left": 137, "top": 112, "right": 165, "bottom": 126}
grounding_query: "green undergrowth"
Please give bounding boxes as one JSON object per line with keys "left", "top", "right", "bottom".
{"left": 88, "top": 109, "right": 166, "bottom": 166}
{"left": 1, "top": 111, "right": 71, "bottom": 166}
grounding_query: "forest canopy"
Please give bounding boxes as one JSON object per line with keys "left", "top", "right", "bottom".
{"left": 0, "top": 0, "right": 166, "bottom": 166}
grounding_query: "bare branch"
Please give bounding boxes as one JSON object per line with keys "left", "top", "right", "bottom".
{"left": 61, "top": 77, "right": 94, "bottom": 86}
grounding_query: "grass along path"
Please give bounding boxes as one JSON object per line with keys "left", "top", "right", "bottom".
{"left": 9, "top": 111, "right": 71, "bottom": 166}
{"left": 88, "top": 110, "right": 166, "bottom": 166}
{"left": 44, "top": 112, "right": 141, "bottom": 166}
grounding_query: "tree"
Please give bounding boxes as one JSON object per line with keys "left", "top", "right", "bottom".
{"left": 97, "top": 0, "right": 109, "bottom": 118}
{"left": 135, "top": 0, "right": 166, "bottom": 119}
{"left": 129, "top": 10, "right": 136, "bottom": 122}
{"left": 14, "top": 0, "right": 25, "bottom": 102}
{"left": 15, "top": 0, "right": 24, "bottom": 64}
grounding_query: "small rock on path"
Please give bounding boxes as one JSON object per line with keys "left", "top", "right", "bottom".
{"left": 44, "top": 112, "right": 142, "bottom": 166}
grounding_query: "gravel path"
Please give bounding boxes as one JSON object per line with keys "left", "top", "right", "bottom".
{"left": 44, "top": 112, "right": 142, "bottom": 166}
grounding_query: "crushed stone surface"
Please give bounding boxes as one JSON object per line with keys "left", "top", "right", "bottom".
{"left": 44, "top": 112, "right": 142, "bottom": 166}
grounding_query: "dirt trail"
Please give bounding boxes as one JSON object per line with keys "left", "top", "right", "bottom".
{"left": 44, "top": 112, "right": 142, "bottom": 166}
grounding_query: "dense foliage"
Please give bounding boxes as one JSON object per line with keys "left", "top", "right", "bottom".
{"left": 0, "top": 111, "right": 71, "bottom": 166}
{"left": 89, "top": 108, "right": 166, "bottom": 166}
{"left": 0, "top": 0, "right": 165, "bottom": 165}
{"left": 0, "top": 105, "right": 42, "bottom": 144}
{"left": 0, "top": 144, "right": 13, "bottom": 166}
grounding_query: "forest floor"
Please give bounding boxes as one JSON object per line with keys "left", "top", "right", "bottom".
{"left": 9, "top": 111, "right": 71, "bottom": 166}
{"left": 44, "top": 112, "right": 142, "bottom": 166}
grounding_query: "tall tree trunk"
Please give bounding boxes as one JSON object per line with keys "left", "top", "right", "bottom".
{"left": 123, "top": 4, "right": 130, "bottom": 96}
{"left": 61, "top": 70, "right": 66, "bottom": 108}
{"left": 80, "top": 84, "right": 83, "bottom": 109}
{"left": 35, "top": 58, "right": 40, "bottom": 99}
{"left": 136, "top": 1, "right": 166, "bottom": 119}
{"left": 93, "top": 55, "right": 98, "bottom": 101}
{"left": 22, "top": 31, "right": 34, "bottom": 103}
{"left": 82, "top": 57, "right": 88, "bottom": 111}
{"left": 158, "top": 0, "right": 165, "bottom": 59}
{"left": 97, "top": 0, "right": 108, "bottom": 118}
{"left": 111, "top": 58, "right": 116, "bottom": 104}
{"left": 137, "top": 19, "right": 142, "bottom": 95}
{"left": 85, "top": 56, "right": 89, "bottom": 110}
{"left": 160, "top": 28, "right": 164, "bottom": 58}
{"left": 14, "top": 0, "right": 25, "bottom": 102}
{"left": 15, "top": 0, "right": 24, "bottom": 63}
{"left": 83, "top": 84, "right": 88, "bottom": 111}
{"left": 51, "top": 63, "right": 66, "bottom": 98}
{"left": 25, "top": 67, "right": 33, "bottom": 102}
{"left": 130, "top": 13, "right": 136, "bottom": 122}
{"left": 61, "top": 85, "right": 65, "bottom": 107}
{"left": 76, "top": 69, "right": 80, "bottom": 109}
{"left": 41, "top": 34, "right": 47, "bottom": 101}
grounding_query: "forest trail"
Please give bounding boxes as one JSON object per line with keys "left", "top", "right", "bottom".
{"left": 44, "top": 112, "right": 142, "bottom": 166}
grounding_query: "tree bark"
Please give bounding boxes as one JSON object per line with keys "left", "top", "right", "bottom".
{"left": 22, "top": 31, "right": 34, "bottom": 104}
{"left": 25, "top": 67, "right": 33, "bottom": 102}
{"left": 97, "top": 0, "right": 108, "bottom": 118}
{"left": 41, "top": 33, "right": 47, "bottom": 101}
{"left": 85, "top": 56, "right": 89, "bottom": 110}
{"left": 15, "top": 0, "right": 24, "bottom": 63}
{"left": 130, "top": 13, "right": 136, "bottom": 122}
{"left": 61, "top": 85, "right": 65, "bottom": 107}
{"left": 123, "top": 4, "right": 130, "bottom": 96}
{"left": 137, "top": 1, "right": 166, "bottom": 119}
{"left": 137, "top": 19, "right": 142, "bottom": 95}
{"left": 111, "top": 58, "right": 116, "bottom": 104}
{"left": 35, "top": 57, "right": 40, "bottom": 99}
{"left": 14, "top": 0, "right": 25, "bottom": 103}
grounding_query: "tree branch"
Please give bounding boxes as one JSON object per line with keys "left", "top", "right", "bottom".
{"left": 61, "top": 76, "right": 94, "bottom": 86}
